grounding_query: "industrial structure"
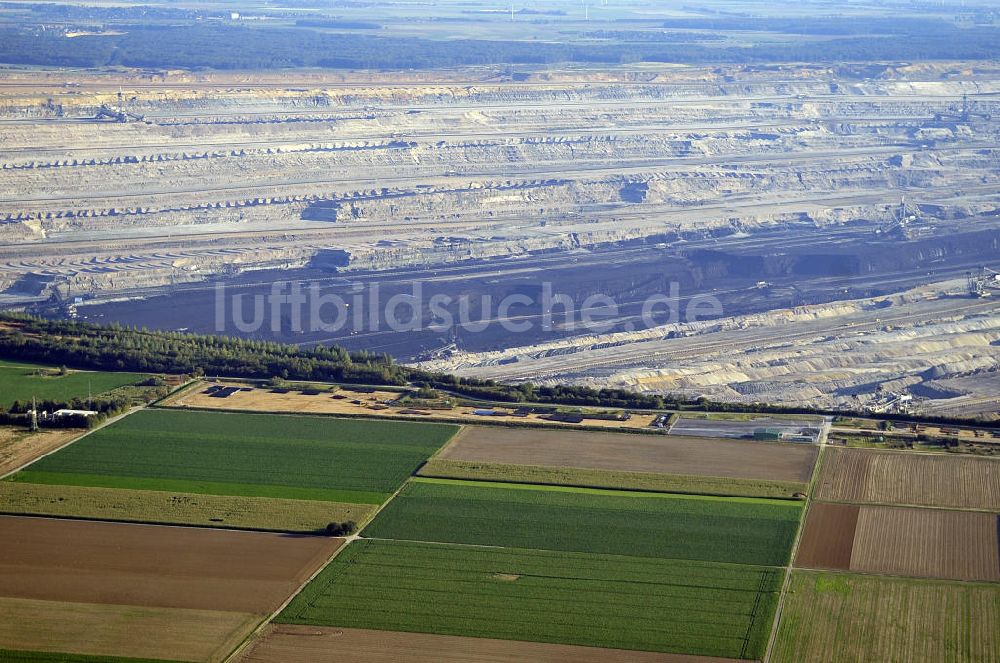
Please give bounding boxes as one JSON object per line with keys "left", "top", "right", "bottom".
{"left": 94, "top": 90, "right": 145, "bottom": 123}
{"left": 968, "top": 267, "right": 1000, "bottom": 298}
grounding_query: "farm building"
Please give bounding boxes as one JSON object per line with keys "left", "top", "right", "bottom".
{"left": 52, "top": 409, "right": 98, "bottom": 418}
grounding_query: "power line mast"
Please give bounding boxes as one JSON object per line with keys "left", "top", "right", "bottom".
{"left": 29, "top": 397, "right": 38, "bottom": 432}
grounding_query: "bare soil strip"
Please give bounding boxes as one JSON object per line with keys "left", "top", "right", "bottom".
{"left": 0, "top": 596, "right": 258, "bottom": 663}
{"left": 0, "top": 515, "right": 342, "bottom": 613}
{"left": 239, "top": 625, "right": 744, "bottom": 663}
{"left": 816, "top": 448, "right": 1000, "bottom": 511}
{"left": 850, "top": 506, "right": 1000, "bottom": 582}
{"left": 795, "top": 503, "right": 860, "bottom": 570}
{"left": 438, "top": 426, "right": 817, "bottom": 483}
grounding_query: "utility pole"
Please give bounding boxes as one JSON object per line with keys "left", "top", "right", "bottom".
{"left": 29, "top": 397, "right": 38, "bottom": 432}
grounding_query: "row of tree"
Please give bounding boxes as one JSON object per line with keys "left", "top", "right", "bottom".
{"left": 0, "top": 313, "right": 995, "bottom": 427}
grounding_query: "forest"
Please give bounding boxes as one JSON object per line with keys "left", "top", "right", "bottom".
{"left": 0, "top": 21, "right": 997, "bottom": 71}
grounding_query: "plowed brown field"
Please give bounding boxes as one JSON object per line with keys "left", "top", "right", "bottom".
{"left": 796, "top": 504, "right": 1000, "bottom": 582}
{"left": 0, "top": 515, "right": 342, "bottom": 612}
{"left": 239, "top": 625, "right": 744, "bottom": 663}
{"left": 816, "top": 448, "right": 1000, "bottom": 510}
{"left": 795, "top": 503, "right": 859, "bottom": 570}
{"left": 851, "top": 506, "right": 1000, "bottom": 582}
{"left": 437, "top": 426, "right": 817, "bottom": 482}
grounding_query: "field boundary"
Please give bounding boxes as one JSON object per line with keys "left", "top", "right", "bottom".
{"left": 154, "top": 402, "right": 683, "bottom": 436}
{"left": 763, "top": 417, "right": 830, "bottom": 663}
{"left": 418, "top": 458, "right": 808, "bottom": 501}
{"left": 408, "top": 475, "right": 801, "bottom": 506}
{"left": 221, "top": 471, "right": 424, "bottom": 663}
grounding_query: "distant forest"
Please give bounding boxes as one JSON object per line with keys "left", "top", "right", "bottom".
{"left": 0, "top": 21, "right": 997, "bottom": 70}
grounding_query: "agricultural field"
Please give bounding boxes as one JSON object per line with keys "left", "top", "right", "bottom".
{"left": 0, "top": 481, "right": 374, "bottom": 532}
{"left": 796, "top": 503, "right": 1000, "bottom": 582}
{"left": 772, "top": 571, "right": 1000, "bottom": 663}
{"left": 164, "top": 381, "right": 663, "bottom": 431}
{"left": 816, "top": 447, "right": 1000, "bottom": 511}
{"left": 0, "top": 515, "right": 341, "bottom": 662}
{"left": 363, "top": 479, "right": 801, "bottom": 566}
{"left": 0, "top": 426, "right": 81, "bottom": 476}
{"left": 278, "top": 539, "right": 782, "bottom": 660}
{"left": 0, "top": 360, "right": 146, "bottom": 409}
{"left": 240, "top": 625, "right": 740, "bottom": 663}
{"left": 419, "top": 459, "right": 808, "bottom": 499}
{"left": 432, "top": 425, "right": 816, "bottom": 497}
{"left": 3, "top": 409, "right": 456, "bottom": 529}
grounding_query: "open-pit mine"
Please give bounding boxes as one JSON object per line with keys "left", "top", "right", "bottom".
{"left": 0, "top": 62, "right": 998, "bottom": 415}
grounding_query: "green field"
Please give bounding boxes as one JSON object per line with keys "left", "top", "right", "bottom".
{"left": 8, "top": 410, "right": 457, "bottom": 504}
{"left": 363, "top": 478, "right": 801, "bottom": 566}
{"left": 419, "top": 458, "right": 809, "bottom": 499}
{"left": 772, "top": 571, "right": 1000, "bottom": 663}
{"left": 0, "top": 481, "right": 375, "bottom": 533}
{"left": 0, "top": 360, "right": 146, "bottom": 409}
{"left": 279, "top": 539, "right": 782, "bottom": 659}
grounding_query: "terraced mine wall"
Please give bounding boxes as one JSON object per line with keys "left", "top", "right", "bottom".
{"left": 1, "top": 66, "right": 999, "bottom": 303}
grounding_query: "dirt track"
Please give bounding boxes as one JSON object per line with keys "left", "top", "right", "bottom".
{"left": 240, "top": 625, "right": 743, "bottom": 663}
{"left": 0, "top": 515, "right": 342, "bottom": 613}
{"left": 816, "top": 448, "right": 1000, "bottom": 511}
{"left": 438, "top": 426, "right": 818, "bottom": 482}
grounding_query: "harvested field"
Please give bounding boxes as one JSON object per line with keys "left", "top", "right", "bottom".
{"left": 0, "top": 515, "right": 342, "bottom": 612}
{"left": 796, "top": 503, "right": 1000, "bottom": 582}
{"left": 418, "top": 459, "right": 807, "bottom": 499}
{"left": 240, "top": 625, "right": 742, "bottom": 663}
{"left": 437, "top": 426, "right": 817, "bottom": 483}
{"left": 794, "top": 503, "right": 859, "bottom": 570}
{"left": 850, "top": 506, "right": 1000, "bottom": 582}
{"left": 772, "top": 571, "right": 1000, "bottom": 663}
{"left": 164, "top": 382, "right": 661, "bottom": 431}
{"left": 0, "top": 481, "right": 374, "bottom": 533}
{"left": 279, "top": 539, "right": 783, "bottom": 660}
{"left": 0, "top": 597, "right": 256, "bottom": 663}
{"left": 816, "top": 448, "right": 1000, "bottom": 511}
{"left": 11, "top": 409, "right": 457, "bottom": 505}
{"left": 364, "top": 479, "right": 801, "bottom": 566}
{"left": 166, "top": 383, "right": 406, "bottom": 415}
{"left": 0, "top": 427, "right": 81, "bottom": 477}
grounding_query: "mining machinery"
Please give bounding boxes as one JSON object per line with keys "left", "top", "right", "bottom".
{"left": 934, "top": 94, "right": 991, "bottom": 123}
{"left": 874, "top": 197, "right": 919, "bottom": 239}
{"left": 967, "top": 267, "right": 1000, "bottom": 298}
{"left": 94, "top": 89, "right": 145, "bottom": 123}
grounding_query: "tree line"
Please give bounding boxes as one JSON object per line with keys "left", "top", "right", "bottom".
{"left": 0, "top": 313, "right": 996, "bottom": 427}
